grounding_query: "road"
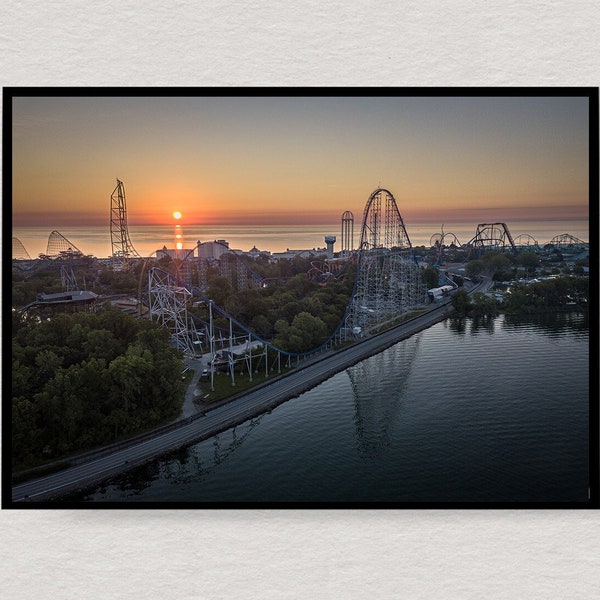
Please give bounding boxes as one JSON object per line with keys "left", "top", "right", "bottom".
{"left": 11, "top": 279, "right": 488, "bottom": 503}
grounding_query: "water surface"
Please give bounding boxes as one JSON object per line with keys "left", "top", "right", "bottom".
{"left": 68, "top": 312, "right": 590, "bottom": 505}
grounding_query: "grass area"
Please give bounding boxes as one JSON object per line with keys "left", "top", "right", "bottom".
{"left": 370, "top": 307, "right": 432, "bottom": 334}
{"left": 195, "top": 367, "right": 295, "bottom": 404}
{"left": 193, "top": 309, "right": 436, "bottom": 405}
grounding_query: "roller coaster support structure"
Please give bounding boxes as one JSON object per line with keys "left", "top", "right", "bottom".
{"left": 110, "top": 179, "right": 140, "bottom": 270}
{"left": 346, "top": 188, "right": 427, "bottom": 336}
{"left": 465, "top": 222, "right": 517, "bottom": 258}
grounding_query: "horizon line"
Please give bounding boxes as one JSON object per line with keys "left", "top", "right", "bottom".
{"left": 11, "top": 204, "right": 590, "bottom": 228}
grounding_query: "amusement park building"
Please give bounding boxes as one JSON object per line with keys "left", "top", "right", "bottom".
{"left": 271, "top": 248, "right": 328, "bottom": 260}
{"left": 197, "top": 240, "right": 230, "bottom": 259}
{"left": 156, "top": 245, "right": 194, "bottom": 260}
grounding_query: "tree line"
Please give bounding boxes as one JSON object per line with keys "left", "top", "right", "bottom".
{"left": 451, "top": 275, "right": 589, "bottom": 316}
{"left": 192, "top": 259, "right": 356, "bottom": 354}
{"left": 12, "top": 309, "right": 185, "bottom": 471}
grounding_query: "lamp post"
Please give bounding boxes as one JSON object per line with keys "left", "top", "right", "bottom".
{"left": 209, "top": 299, "right": 215, "bottom": 392}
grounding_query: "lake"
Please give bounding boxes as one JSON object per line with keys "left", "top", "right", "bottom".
{"left": 66, "top": 311, "right": 590, "bottom": 505}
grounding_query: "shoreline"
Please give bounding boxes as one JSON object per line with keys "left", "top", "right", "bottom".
{"left": 11, "top": 297, "right": 460, "bottom": 503}
{"left": 11, "top": 283, "right": 587, "bottom": 495}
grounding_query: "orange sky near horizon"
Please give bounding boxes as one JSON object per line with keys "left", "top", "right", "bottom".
{"left": 10, "top": 94, "right": 591, "bottom": 229}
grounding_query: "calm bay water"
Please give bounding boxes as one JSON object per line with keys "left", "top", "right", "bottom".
{"left": 13, "top": 219, "right": 589, "bottom": 259}
{"left": 67, "top": 311, "right": 590, "bottom": 505}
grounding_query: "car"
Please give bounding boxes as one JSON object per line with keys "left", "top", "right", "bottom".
{"left": 200, "top": 369, "right": 209, "bottom": 381}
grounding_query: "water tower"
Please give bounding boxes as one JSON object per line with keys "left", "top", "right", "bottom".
{"left": 324, "top": 235, "right": 336, "bottom": 259}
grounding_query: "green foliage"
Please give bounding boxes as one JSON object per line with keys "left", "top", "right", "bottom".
{"left": 465, "top": 259, "right": 485, "bottom": 280}
{"left": 11, "top": 309, "right": 185, "bottom": 471}
{"left": 488, "top": 254, "right": 513, "bottom": 281}
{"left": 422, "top": 266, "right": 439, "bottom": 289}
{"left": 452, "top": 275, "right": 588, "bottom": 317}
{"left": 504, "top": 276, "right": 588, "bottom": 313}
{"left": 195, "top": 262, "right": 354, "bottom": 346}
{"left": 275, "top": 311, "right": 329, "bottom": 353}
{"left": 572, "top": 264, "right": 584, "bottom": 275}
{"left": 470, "top": 292, "right": 499, "bottom": 316}
{"left": 12, "top": 258, "right": 141, "bottom": 309}
{"left": 206, "top": 275, "right": 234, "bottom": 307}
{"left": 466, "top": 251, "right": 519, "bottom": 282}
{"left": 450, "top": 289, "right": 473, "bottom": 314}
{"left": 516, "top": 251, "right": 540, "bottom": 272}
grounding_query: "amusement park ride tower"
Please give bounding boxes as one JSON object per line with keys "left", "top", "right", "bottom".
{"left": 110, "top": 179, "right": 140, "bottom": 269}
{"left": 341, "top": 210, "right": 354, "bottom": 256}
{"left": 346, "top": 188, "right": 427, "bottom": 335}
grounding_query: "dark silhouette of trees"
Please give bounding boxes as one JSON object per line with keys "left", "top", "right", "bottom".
{"left": 450, "top": 289, "right": 473, "bottom": 314}
{"left": 12, "top": 308, "right": 184, "bottom": 471}
{"left": 504, "top": 277, "right": 588, "bottom": 313}
{"left": 422, "top": 266, "right": 439, "bottom": 289}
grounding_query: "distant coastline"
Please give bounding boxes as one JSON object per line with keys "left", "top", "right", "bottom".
{"left": 12, "top": 218, "right": 590, "bottom": 260}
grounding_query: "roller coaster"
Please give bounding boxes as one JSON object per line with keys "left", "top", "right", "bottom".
{"left": 306, "top": 259, "right": 353, "bottom": 284}
{"left": 12, "top": 231, "right": 93, "bottom": 279}
{"left": 429, "top": 227, "right": 463, "bottom": 264}
{"left": 110, "top": 178, "right": 140, "bottom": 269}
{"left": 513, "top": 234, "right": 539, "bottom": 249}
{"left": 464, "top": 222, "right": 517, "bottom": 258}
{"left": 12, "top": 231, "right": 91, "bottom": 261}
{"left": 12, "top": 237, "right": 31, "bottom": 260}
{"left": 147, "top": 188, "right": 429, "bottom": 386}
{"left": 44, "top": 230, "right": 86, "bottom": 259}
{"left": 345, "top": 188, "right": 427, "bottom": 333}
{"left": 14, "top": 178, "right": 589, "bottom": 372}
{"left": 545, "top": 233, "right": 588, "bottom": 250}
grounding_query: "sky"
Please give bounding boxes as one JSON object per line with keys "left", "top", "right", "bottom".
{"left": 10, "top": 94, "right": 591, "bottom": 228}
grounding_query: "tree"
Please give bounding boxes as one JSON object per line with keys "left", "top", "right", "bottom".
{"left": 422, "top": 266, "right": 439, "bottom": 289}
{"left": 470, "top": 292, "right": 498, "bottom": 315}
{"left": 11, "top": 309, "right": 186, "bottom": 470}
{"left": 35, "top": 348, "right": 63, "bottom": 377}
{"left": 488, "top": 254, "right": 513, "bottom": 281}
{"left": 275, "top": 312, "right": 328, "bottom": 353}
{"left": 206, "top": 275, "right": 233, "bottom": 307}
{"left": 250, "top": 314, "right": 272, "bottom": 338}
{"left": 451, "top": 289, "right": 473, "bottom": 314}
{"left": 109, "top": 344, "right": 154, "bottom": 413}
{"left": 82, "top": 328, "right": 122, "bottom": 362}
{"left": 465, "top": 259, "right": 485, "bottom": 281}
{"left": 516, "top": 251, "right": 539, "bottom": 274}
{"left": 573, "top": 264, "right": 584, "bottom": 275}
{"left": 12, "top": 359, "right": 34, "bottom": 399}
{"left": 12, "top": 396, "right": 39, "bottom": 467}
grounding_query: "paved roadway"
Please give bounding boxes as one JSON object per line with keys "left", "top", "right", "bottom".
{"left": 11, "top": 279, "right": 488, "bottom": 503}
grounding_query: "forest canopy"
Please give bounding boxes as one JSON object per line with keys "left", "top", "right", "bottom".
{"left": 12, "top": 309, "right": 185, "bottom": 471}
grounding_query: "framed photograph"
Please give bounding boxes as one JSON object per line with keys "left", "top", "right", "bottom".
{"left": 5, "top": 89, "right": 597, "bottom": 508}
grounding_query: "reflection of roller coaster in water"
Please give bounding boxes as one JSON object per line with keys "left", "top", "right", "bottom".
{"left": 148, "top": 187, "right": 429, "bottom": 382}
{"left": 113, "top": 415, "right": 267, "bottom": 494}
{"left": 347, "top": 335, "right": 421, "bottom": 455}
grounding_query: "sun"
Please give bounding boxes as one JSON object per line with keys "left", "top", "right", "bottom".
{"left": 173, "top": 211, "right": 182, "bottom": 220}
